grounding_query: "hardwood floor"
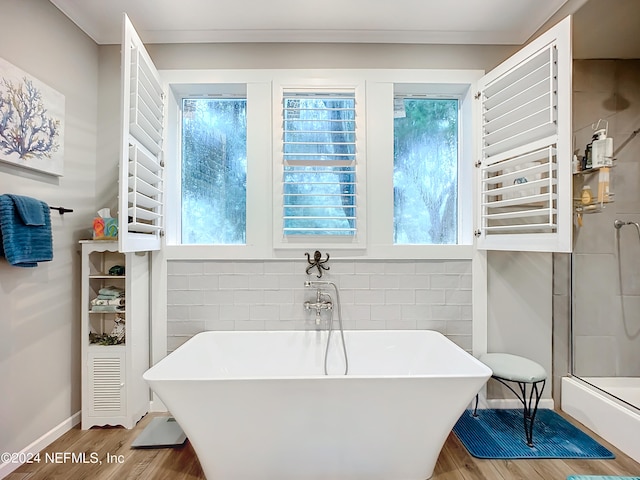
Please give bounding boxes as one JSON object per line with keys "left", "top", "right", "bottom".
{"left": 7, "top": 410, "right": 640, "bottom": 480}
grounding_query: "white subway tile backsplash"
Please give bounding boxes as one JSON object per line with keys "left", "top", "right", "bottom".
{"left": 250, "top": 304, "right": 280, "bottom": 321}
{"left": 385, "top": 319, "right": 417, "bottom": 330}
{"left": 167, "top": 289, "right": 204, "bottom": 306}
{"left": 400, "top": 304, "right": 432, "bottom": 320}
{"left": 234, "top": 261, "right": 264, "bottom": 274}
{"left": 168, "top": 261, "right": 205, "bottom": 275}
{"left": 167, "top": 320, "right": 206, "bottom": 336}
{"left": 354, "top": 289, "right": 386, "bottom": 305}
{"left": 263, "top": 289, "right": 295, "bottom": 305}
{"left": 355, "top": 261, "right": 386, "bottom": 274}
{"left": 459, "top": 274, "right": 473, "bottom": 289}
{"left": 430, "top": 274, "right": 462, "bottom": 289}
{"left": 369, "top": 274, "right": 399, "bottom": 289}
{"left": 166, "top": 259, "right": 473, "bottom": 353}
{"left": 384, "top": 262, "right": 416, "bottom": 274}
{"left": 220, "top": 304, "right": 250, "bottom": 321}
{"left": 167, "top": 275, "right": 189, "bottom": 290}
{"left": 385, "top": 289, "right": 415, "bottom": 305}
{"left": 280, "top": 303, "right": 305, "bottom": 321}
{"left": 189, "top": 305, "right": 220, "bottom": 320}
{"left": 415, "top": 289, "right": 445, "bottom": 305}
{"left": 449, "top": 335, "right": 472, "bottom": 352}
{"left": 278, "top": 274, "right": 306, "bottom": 289}
{"left": 189, "top": 274, "right": 219, "bottom": 290}
{"left": 234, "top": 289, "right": 264, "bottom": 305}
{"left": 342, "top": 304, "right": 372, "bottom": 321}
{"left": 415, "top": 261, "right": 445, "bottom": 274}
{"left": 445, "top": 289, "right": 472, "bottom": 305}
{"left": 167, "top": 336, "right": 190, "bottom": 353}
{"left": 400, "top": 274, "right": 430, "bottom": 289}
{"left": 204, "top": 262, "right": 235, "bottom": 274}
{"left": 326, "top": 261, "right": 355, "bottom": 275}
{"left": 370, "top": 304, "right": 401, "bottom": 321}
{"left": 354, "top": 319, "right": 386, "bottom": 330}
{"left": 340, "top": 274, "right": 371, "bottom": 289}
{"left": 203, "top": 290, "right": 233, "bottom": 305}
{"left": 219, "top": 274, "right": 250, "bottom": 290}
{"left": 416, "top": 319, "right": 446, "bottom": 331}
{"left": 264, "top": 261, "right": 296, "bottom": 275}
{"left": 167, "top": 305, "right": 190, "bottom": 320}
{"left": 234, "top": 320, "right": 266, "bottom": 331}
{"left": 445, "top": 320, "right": 472, "bottom": 335}
{"left": 432, "top": 305, "right": 462, "bottom": 320}
{"left": 205, "top": 318, "right": 235, "bottom": 331}
{"left": 445, "top": 261, "right": 472, "bottom": 274}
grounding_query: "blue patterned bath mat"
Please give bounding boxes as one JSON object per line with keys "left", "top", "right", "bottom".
{"left": 453, "top": 409, "right": 614, "bottom": 459}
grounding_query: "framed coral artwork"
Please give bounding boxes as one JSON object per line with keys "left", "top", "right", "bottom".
{"left": 0, "top": 56, "right": 65, "bottom": 176}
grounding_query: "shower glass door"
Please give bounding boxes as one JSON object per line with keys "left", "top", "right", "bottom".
{"left": 570, "top": 58, "right": 640, "bottom": 411}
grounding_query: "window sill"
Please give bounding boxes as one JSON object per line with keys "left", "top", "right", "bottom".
{"left": 162, "top": 243, "right": 473, "bottom": 261}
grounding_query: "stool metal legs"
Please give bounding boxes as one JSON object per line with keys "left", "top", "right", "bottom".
{"left": 473, "top": 377, "right": 546, "bottom": 447}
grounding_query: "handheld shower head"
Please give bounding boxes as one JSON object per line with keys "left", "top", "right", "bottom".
{"left": 305, "top": 280, "right": 333, "bottom": 287}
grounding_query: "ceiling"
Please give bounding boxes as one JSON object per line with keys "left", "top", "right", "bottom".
{"left": 49, "top": 0, "right": 569, "bottom": 46}
{"left": 49, "top": 0, "right": 640, "bottom": 58}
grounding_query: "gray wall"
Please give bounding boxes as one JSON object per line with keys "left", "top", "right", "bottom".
{"left": 0, "top": 0, "right": 98, "bottom": 459}
{"left": 487, "top": 252, "right": 554, "bottom": 401}
{"left": 571, "top": 59, "right": 640, "bottom": 378}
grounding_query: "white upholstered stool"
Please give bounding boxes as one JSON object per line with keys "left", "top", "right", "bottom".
{"left": 473, "top": 353, "right": 547, "bottom": 447}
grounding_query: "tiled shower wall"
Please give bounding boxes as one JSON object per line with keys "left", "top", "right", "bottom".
{"left": 167, "top": 259, "right": 472, "bottom": 353}
{"left": 570, "top": 59, "right": 640, "bottom": 377}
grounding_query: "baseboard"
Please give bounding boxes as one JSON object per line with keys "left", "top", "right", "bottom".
{"left": 485, "top": 398, "right": 554, "bottom": 410}
{"left": 0, "top": 411, "right": 81, "bottom": 479}
{"left": 471, "top": 393, "right": 554, "bottom": 411}
{"left": 149, "top": 394, "right": 167, "bottom": 413}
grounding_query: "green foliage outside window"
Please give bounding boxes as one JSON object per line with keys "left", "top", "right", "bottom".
{"left": 181, "top": 98, "right": 247, "bottom": 244}
{"left": 394, "top": 98, "right": 459, "bottom": 244}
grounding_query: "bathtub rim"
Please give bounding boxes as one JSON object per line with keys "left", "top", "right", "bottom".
{"left": 143, "top": 329, "right": 492, "bottom": 382}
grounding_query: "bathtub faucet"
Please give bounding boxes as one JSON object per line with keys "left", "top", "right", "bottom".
{"left": 303, "top": 282, "right": 333, "bottom": 325}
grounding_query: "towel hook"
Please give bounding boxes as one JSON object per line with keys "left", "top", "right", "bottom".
{"left": 49, "top": 206, "right": 73, "bottom": 215}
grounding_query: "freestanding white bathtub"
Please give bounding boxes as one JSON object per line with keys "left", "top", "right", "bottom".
{"left": 143, "top": 330, "right": 491, "bottom": 480}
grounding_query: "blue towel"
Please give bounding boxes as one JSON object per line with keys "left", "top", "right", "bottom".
{"left": 0, "top": 194, "right": 53, "bottom": 267}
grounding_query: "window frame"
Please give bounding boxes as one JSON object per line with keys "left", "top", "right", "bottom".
{"left": 273, "top": 77, "right": 367, "bottom": 251}
{"left": 160, "top": 68, "right": 482, "bottom": 261}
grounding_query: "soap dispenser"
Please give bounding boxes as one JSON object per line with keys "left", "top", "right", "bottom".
{"left": 592, "top": 128, "right": 613, "bottom": 168}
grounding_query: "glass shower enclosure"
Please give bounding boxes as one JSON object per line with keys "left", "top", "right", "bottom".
{"left": 570, "top": 59, "right": 640, "bottom": 412}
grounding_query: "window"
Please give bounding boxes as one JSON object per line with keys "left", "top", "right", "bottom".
{"left": 393, "top": 96, "right": 459, "bottom": 244}
{"left": 281, "top": 90, "right": 358, "bottom": 237}
{"left": 180, "top": 95, "right": 247, "bottom": 244}
{"left": 159, "top": 70, "right": 482, "bottom": 258}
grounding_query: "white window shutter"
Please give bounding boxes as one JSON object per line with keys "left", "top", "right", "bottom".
{"left": 280, "top": 89, "right": 359, "bottom": 238}
{"left": 118, "top": 14, "right": 164, "bottom": 253}
{"left": 476, "top": 16, "right": 572, "bottom": 252}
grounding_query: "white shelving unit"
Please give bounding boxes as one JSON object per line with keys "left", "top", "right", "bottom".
{"left": 80, "top": 240, "right": 149, "bottom": 429}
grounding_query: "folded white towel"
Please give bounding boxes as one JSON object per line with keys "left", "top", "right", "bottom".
{"left": 98, "top": 286, "right": 124, "bottom": 296}
{"left": 91, "top": 297, "right": 125, "bottom": 306}
{"left": 90, "top": 305, "right": 125, "bottom": 313}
